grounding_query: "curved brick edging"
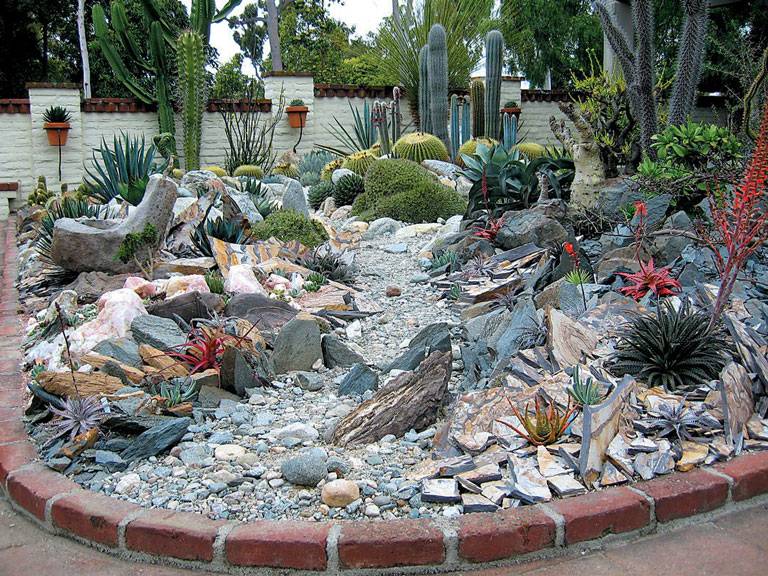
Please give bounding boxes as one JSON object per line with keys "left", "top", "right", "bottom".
{"left": 2, "top": 220, "right": 768, "bottom": 573}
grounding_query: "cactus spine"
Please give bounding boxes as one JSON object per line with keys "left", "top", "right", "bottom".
{"left": 418, "top": 45, "right": 431, "bottom": 133}
{"left": 484, "top": 30, "right": 504, "bottom": 139}
{"left": 460, "top": 97, "right": 470, "bottom": 145}
{"left": 178, "top": 31, "right": 206, "bottom": 171}
{"left": 450, "top": 94, "right": 460, "bottom": 160}
{"left": 470, "top": 79, "right": 485, "bottom": 138}
{"left": 668, "top": 0, "right": 709, "bottom": 126}
{"left": 502, "top": 112, "right": 518, "bottom": 151}
{"left": 427, "top": 24, "right": 449, "bottom": 149}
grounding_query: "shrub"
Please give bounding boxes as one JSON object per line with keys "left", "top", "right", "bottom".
{"left": 363, "top": 158, "right": 435, "bottom": 202}
{"left": 299, "top": 150, "right": 335, "bottom": 177}
{"left": 308, "top": 181, "right": 335, "bottom": 210}
{"left": 333, "top": 173, "right": 365, "bottom": 206}
{"left": 611, "top": 300, "right": 730, "bottom": 391}
{"left": 233, "top": 165, "right": 264, "bottom": 178}
{"left": 202, "top": 166, "right": 228, "bottom": 177}
{"left": 392, "top": 132, "right": 449, "bottom": 163}
{"left": 251, "top": 211, "right": 329, "bottom": 248}
{"left": 341, "top": 149, "right": 377, "bottom": 176}
{"left": 375, "top": 182, "right": 466, "bottom": 223}
{"left": 350, "top": 191, "right": 376, "bottom": 221}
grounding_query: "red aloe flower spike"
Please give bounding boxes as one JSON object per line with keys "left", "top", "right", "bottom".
{"left": 634, "top": 200, "right": 648, "bottom": 217}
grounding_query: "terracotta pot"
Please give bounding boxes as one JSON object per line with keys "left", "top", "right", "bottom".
{"left": 286, "top": 105, "right": 309, "bottom": 128}
{"left": 501, "top": 107, "right": 521, "bottom": 119}
{"left": 44, "top": 122, "right": 71, "bottom": 146}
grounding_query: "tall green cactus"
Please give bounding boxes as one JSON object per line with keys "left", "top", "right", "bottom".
{"left": 428, "top": 24, "right": 449, "bottom": 149}
{"left": 668, "top": 0, "right": 709, "bottom": 126}
{"left": 178, "top": 31, "right": 206, "bottom": 171}
{"left": 484, "top": 30, "right": 504, "bottom": 139}
{"left": 391, "top": 87, "right": 402, "bottom": 143}
{"left": 470, "top": 79, "right": 485, "bottom": 138}
{"left": 450, "top": 94, "right": 460, "bottom": 160}
{"left": 460, "top": 97, "right": 470, "bottom": 145}
{"left": 374, "top": 101, "right": 391, "bottom": 156}
{"left": 502, "top": 112, "right": 517, "bottom": 151}
{"left": 418, "top": 45, "right": 431, "bottom": 133}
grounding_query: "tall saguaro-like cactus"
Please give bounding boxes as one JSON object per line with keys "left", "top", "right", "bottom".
{"left": 484, "top": 30, "right": 504, "bottom": 139}
{"left": 450, "top": 94, "right": 460, "bottom": 160}
{"left": 460, "top": 97, "right": 470, "bottom": 146}
{"left": 470, "top": 79, "right": 485, "bottom": 138}
{"left": 668, "top": 0, "right": 709, "bottom": 126}
{"left": 427, "top": 24, "right": 449, "bottom": 150}
{"left": 418, "top": 46, "right": 432, "bottom": 133}
{"left": 178, "top": 31, "right": 206, "bottom": 171}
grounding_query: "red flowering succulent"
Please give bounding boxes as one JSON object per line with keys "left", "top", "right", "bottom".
{"left": 618, "top": 258, "right": 682, "bottom": 300}
{"left": 473, "top": 217, "right": 504, "bottom": 241}
{"left": 168, "top": 325, "right": 234, "bottom": 374}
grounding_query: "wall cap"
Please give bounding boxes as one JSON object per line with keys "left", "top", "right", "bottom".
{"left": 25, "top": 82, "right": 81, "bottom": 90}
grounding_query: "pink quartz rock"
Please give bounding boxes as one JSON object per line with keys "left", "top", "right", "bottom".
{"left": 166, "top": 274, "right": 210, "bottom": 299}
{"left": 123, "top": 276, "right": 157, "bottom": 298}
{"left": 69, "top": 288, "right": 147, "bottom": 356}
{"left": 224, "top": 264, "right": 267, "bottom": 295}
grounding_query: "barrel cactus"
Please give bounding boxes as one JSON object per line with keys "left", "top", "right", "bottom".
{"left": 202, "top": 165, "right": 227, "bottom": 177}
{"left": 392, "top": 133, "right": 449, "bottom": 164}
{"left": 321, "top": 158, "right": 344, "bottom": 181}
{"left": 341, "top": 150, "right": 377, "bottom": 176}
{"left": 484, "top": 30, "right": 504, "bottom": 139}
{"left": 273, "top": 163, "right": 300, "bottom": 179}
{"left": 457, "top": 138, "right": 498, "bottom": 167}
{"left": 514, "top": 142, "right": 547, "bottom": 159}
{"left": 233, "top": 165, "right": 264, "bottom": 178}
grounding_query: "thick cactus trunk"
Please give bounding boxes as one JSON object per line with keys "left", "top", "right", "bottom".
{"left": 428, "top": 24, "right": 449, "bottom": 149}
{"left": 668, "top": 0, "right": 709, "bottom": 126}
{"left": 418, "top": 45, "right": 431, "bottom": 133}
{"left": 450, "top": 94, "right": 460, "bottom": 160}
{"left": 178, "top": 31, "right": 206, "bottom": 171}
{"left": 484, "top": 30, "right": 504, "bottom": 139}
{"left": 470, "top": 79, "right": 485, "bottom": 138}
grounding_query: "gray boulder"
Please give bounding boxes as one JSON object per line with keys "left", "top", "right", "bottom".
{"left": 224, "top": 293, "right": 297, "bottom": 333}
{"left": 653, "top": 210, "right": 694, "bottom": 264}
{"left": 222, "top": 186, "right": 263, "bottom": 224}
{"left": 331, "top": 168, "right": 355, "bottom": 184}
{"left": 272, "top": 316, "right": 323, "bottom": 374}
{"left": 92, "top": 337, "right": 141, "bottom": 368}
{"left": 120, "top": 417, "right": 191, "bottom": 462}
{"left": 281, "top": 178, "right": 309, "bottom": 216}
{"left": 51, "top": 175, "right": 177, "bottom": 273}
{"left": 321, "top": 334, "right": 365, "bottom": 368}
{"left": 384, "top": 322, "right": 451, "bottom": 373}
{"left": 180, "top": 170, "right": 222, "bottom": 196}
{"left": 130, "top": 314, "right": 187, "bottom": 350}
{"left": 338, "top": 363, "right": 379, "bottom": 396}
{"left": 363, "top": 218, "right": 402, "bottom": 239}
{"left": 495, "top": 210, "right": 567, "bottom": 250}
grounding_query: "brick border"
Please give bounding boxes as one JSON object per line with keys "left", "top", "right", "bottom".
{"left": 1, "top": 218, "right": 768, "bottom": 573}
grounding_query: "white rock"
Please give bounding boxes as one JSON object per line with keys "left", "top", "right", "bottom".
{"left": 346, "top": 320, "right": 363, "bottom": 340}
{"left": 69, "top": 289, "right": 147, "bottom": 356}
{"left": 214, "top": 444, "right": 247, "bottom": 461}
{"left": 395, "top": 223, "right": 442, "bottom": 239}
{"left": 274, "top": 422, "right": 320, "bottom": 441}
{"left": 115, "top": 473, "right": 141, "bottom": 495}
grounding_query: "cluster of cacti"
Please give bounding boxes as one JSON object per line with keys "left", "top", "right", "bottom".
{"left": 390, "top": 87, "right": 402, "bottom": 143}
{"left": 418, "top": 45, "right": 432, "bottom": 133}
{"left": 321, "top": 158, "right": 344, "bottom": 181}
{"left": 177, "top": 30, "right": 206, "bottom": 171}
{"left": 428, "top": 24, "right": 450, "bottom": 150}
{"left": 456, "top": 138, "right": 497, "bottom": 167}
{"left": 392, "top": 133, "right": 449, "bottom": 164}
{"left": 28, "top": 176, "right": 54, "bottom": 206}
{"left": 333, "top": 173, "right": 365, "bottom": 206}
{"left": 514, "top": 142, "right": 547, "bottom": 159}
{"left": 502, "top": 112, "right": 518, "bottom": 151}
{"left": 450, "top": 94, "right": 460, "bottom": 160}
{"left": 341, "top": 150, "right": 377, "bottom": 176}
{"left": 484, "top": 30, "right": 504, "bottom": 139}
{"left": 202, "top": 165, "right": 227, "bottom": 177}
{"left": 470, "top": 79, "right": 485, "bottom": 139}
{"left": 233, "top": 165, "right": 264, "bottom": 179}
{"left": 373, "top": 102, "right": 391, "bottom": 156}
{"left": 273, "top": 162, "right": 300, "bottom": 179}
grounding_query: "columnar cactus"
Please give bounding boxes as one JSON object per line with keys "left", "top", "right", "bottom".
{"left": 460, "top": 97, "right": 471, "bottom": 146}
{"left": 427, "top": 24, "right": 449, "bottom": 149}
{"left": 418, "top": 46, "right": 432, "bottom": 133}
{"left": 450, "top": 94, "right": 460, "bottom": 160}
{"left": 177, "top": 30, "right": 206, "bottom": 171}
{"left": 391, "top": 87, "right": 402, "bottom": 143}
{"left": 484, "top": 30, "right": 504, "bottom": 139}
{"left": 502, "top": 112, "right": 517, "bottom": 151}
{"left": 470, "top": 79, "right": 485, "bottom": 138}
{"left": 373, "top": 102, "right": 391, "bottom": 156}
{"left": 668, "top": 0, "right": 709, "bottom": 126}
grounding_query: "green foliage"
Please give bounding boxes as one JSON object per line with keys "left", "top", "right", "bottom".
{"left": 484, "top": 30, "right": 504, "bottom": 139}
{"left": 430, "top": 250, "right": 459, "bottom": 272}
{"left": 363, "top": 158, "right": 436, "bottom": 204}
{"left": 299, "top": 150, "right": 336, "bottom": 179}
{"left": 211, "top": 54, "right": 252, "bottom": 99}
{"left": 42, "top": 105, "right": 71, "bottom": 123}
{"left": 308, "top": 181, "right": 336, "bottom": 210}
{"left": 651, "top": 121, "right": 743, "bottom": 169}
{"left": 301, "top": 247, "right": 357, "bottom": 285}
{"left": 36, "top": 198, "right": 115, "bottom": 265}
{"left": 319, "top": 100, "right": 376, "bottom": 156}
{"left": 612, "top": 300, "right": 730, "bottom": 391}
{"left": 333, "top": 174, "right": 365, "bottom": 207}
{"left": 233, "top": 165, "right": 264, "bottom": 179}
{"left": 565, "top": 268, "right": 592, "bottom": 286}
{"left": 341, "top": 150, "right": 376, "bottom": 176}
{"left": 251, "top": 211, "right": 329, "bottom": 248}
{"left": 304, "top": 271, "right": 327, "bottom": 292}
{"left": 428, "top": 24, "right": 449, "bottom": 148}
{"left": 457, "top": 138, "right": 498, "bottom": 167}
{"left": 239, "top": 177, "right": 278, "bottom": 218}
{"left": 567, "top": 366, "right": 605, "bottom": 406}
{"left": 392, "top": 133, "right": 449, "bottom": 164}
{"left": 151, "top": 377, "right": 201, "bottom": 407}
{"left": 204, "top": 270, "right": 224, "bottom": 294}
{"left": 177, "top": 30, "right": 206, "bottom": 171}
{"left": 117, "top": 223, "right": 158, "bottom": 277}
{"left": 289, "top": 98, "right": 305, "bottom": 106}
{"left": 85, "top": 132, "right": 162, "bottom": 204}
{"left": 375, "top": 182, "right": 466, "bottom": 224}
{"left": 28, "top": 176, "right": 54, "bottom": 207}
{"left": 350, "top": 191, "right": 377, "bottom": 221}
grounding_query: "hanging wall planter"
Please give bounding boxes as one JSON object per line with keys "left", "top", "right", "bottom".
{"left": 42, "top": 105, "right": 72, "bottom": 146}
{"left": 286, "top": 99, "right": 309, "bottom": 128}
{"left": 501, "top": 101, "right": 521, "bottom": 119}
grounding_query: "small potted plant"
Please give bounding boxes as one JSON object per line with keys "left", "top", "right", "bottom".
{"left": 43, "top": 106, "right": 72, "bottom": 146}
{"left": 286, "top": 98, "right": 309, "bottom": 128}
{"left": 501, "top": 100, "right": 521, "bottom": 118}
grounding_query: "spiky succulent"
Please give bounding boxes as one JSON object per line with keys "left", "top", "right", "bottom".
{"left": 341, "top": 150, "right": 377, "bottom": 176}
{"left": 321, "top": 158, "right": 344, "bottom": 181}
{"left": 567, "top": 365, "right": 605, "bottom": 406}
{"left": 430, "top": 250, "right": 459, "bottom": 272}
{"left": 48, "top": 396, "right": 106, "bottom": 440}
{"left": 239, "top": 177, "right": 278, "bottom": 218}
{"left": 205, "top": 270, "right": 224, "bottom": 294}
{"left": 301, "top": 247, "right": 357, "bottom": 285}
{"left": 151, "top": 377, "right": 201, "bottom": 407}
{"left": 304, "top": 272, "right": 327, "bottom": 292}
{"left": 461, "top": 254, "right": 495, "bottom": 279}
{"left": 612, "top": 300, "right": 730, "bottom": 391}
{"left": 192, "top": 217, "right": 250, "bottom": 257}
{"left": 565, "top": 268, "right": 593, "bottom": 285}
{"left": 644, "top": 398, "right": 720, "bottom": 442}
{"left": 308, "top": 181, "right": 335, "bottom": 210}
{"left": 497, "top": 396, "right": 577, "bottom": 446}
{"left": 333, "top": 173, "right": 365, "bottom": 206}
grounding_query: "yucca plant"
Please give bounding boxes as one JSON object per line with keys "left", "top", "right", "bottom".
{"left": 567, "top": 365, "right": 605, "bottom": 407}
{"left": 497, "top": 396, "right": 577, "bottom": 446}
{"left": 85, "top": 132, "right": 163, "bottom": 203}
{"left": 612, "top": 300, "right": 730, "bottom": 391}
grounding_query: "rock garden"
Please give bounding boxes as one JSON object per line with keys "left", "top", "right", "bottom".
{"left": 7, "top": 0, "right": 768, "bottom": 539}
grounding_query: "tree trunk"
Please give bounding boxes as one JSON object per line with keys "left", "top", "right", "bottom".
{"left": 266, "top": 0, "right": 283, "bottom": 72}
{"left": 77, "top": 0, "right": 91, "bottom": 98}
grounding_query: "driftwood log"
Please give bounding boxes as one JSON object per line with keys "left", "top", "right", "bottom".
{"left": 37, "top": 371, "right": 124, "bottom": 397}
{"left": 332, "top": 351, "right": 452, "bottom": 447}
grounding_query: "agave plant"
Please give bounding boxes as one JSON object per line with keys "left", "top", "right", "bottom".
{"left": 151, "top": 378, "right": 201, "bottom": 408}
{"left": 644, "top": 398, "right": 721, "bottom": 442}
{"left": 239, "top": 176, "right": 278, "bottom": 218}
{"left": 567, "top": 365, "right": 605, "bottom": 407}
{"left": 612, "top": 300, "right": 730, "bottom": 391}
{"left": 301, "top": 247, "right": 357, "bottom": 285}
{"left": 497, "top": 396, "right": 578, "bottom": 446}
{"left": 48, "top": 395, "right": 106, "bottom": 441}
{"left": 85, "top": 132, "right": 164, "bottom": 204}
{"left": 191, "top": 217, "right": 251, "bottom": 257}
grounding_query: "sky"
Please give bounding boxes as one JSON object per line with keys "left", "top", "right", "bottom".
{"left": 183, "top": 1, "right": 393, "bottom": 75}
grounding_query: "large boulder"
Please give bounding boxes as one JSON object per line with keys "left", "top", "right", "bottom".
{"left": 222, "top": 186, "right": 263, "bottom": 225}
{"left": 272, "top": 315, "right": 323, "bottom": 374}
{"left": 224, "top": 293, "right": 297, "bottom": 333}
{"left": 495, "top": 209, "right": 567, "bottom": 250}
{"left": 281, "top": 178, "right": 309, "bottom": 216}
{"left": 51, "top": 175, "right": 178, "bottom": 273}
